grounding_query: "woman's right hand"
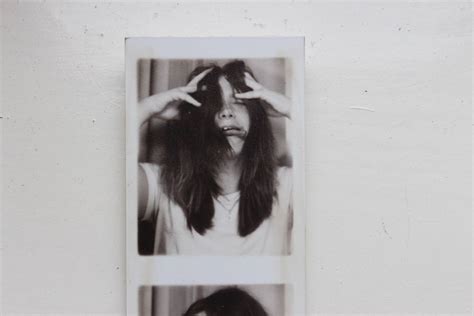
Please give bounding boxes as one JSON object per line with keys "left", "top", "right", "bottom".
{"left": 138, "top": 68, "right": 212, "bottom": 125}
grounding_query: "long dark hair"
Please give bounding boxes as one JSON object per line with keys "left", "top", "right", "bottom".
{"left": 160, "top": 60, "right": 276, "bottom": 237}
{"left": 182, "top": 287, "right": 268, "bottom": 316}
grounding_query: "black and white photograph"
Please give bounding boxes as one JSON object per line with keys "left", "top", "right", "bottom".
{"left": 139, "top": 284, "right": 289, "bottom": 316}
{"left": 130, "top": 41, "right": 303, "bottom": 256}
{"left": 126, "top": 37, "right": 305, "bottom": 315}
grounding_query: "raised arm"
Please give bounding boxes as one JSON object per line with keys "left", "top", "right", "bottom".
{"left": 138, "top": 68, "right": 212, "bottom": 125}
{"left": 235, "top": 72, "right": 292, "bottom": 119}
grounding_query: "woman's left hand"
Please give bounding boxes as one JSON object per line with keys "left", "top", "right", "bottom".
{"left": 235, "top": 73, "right": 291, "bottom": 119}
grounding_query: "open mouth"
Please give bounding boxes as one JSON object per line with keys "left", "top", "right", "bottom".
{"left": 220, "top": 126, "right": 247, "bottom": 137}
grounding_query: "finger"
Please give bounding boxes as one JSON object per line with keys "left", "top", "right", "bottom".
{"left": 177, "top": 91, "right": 201, "bottom": 106}
{"left": 187, "top": 68, "right": 213, "bottom": 88}
{"left": 235, "top": 91, "right": 261, "bottom": 99}
{"left": 244, "top": 72, "right": 255, "bottom": 80}
{"left": 244, "top": 72, "right": 259, "bottom": 83}
{"left": 179, "top": 86, "right": 196, "bottom": 93}
{"left": 244, "top": 73, "right": 262, "bottom": 90}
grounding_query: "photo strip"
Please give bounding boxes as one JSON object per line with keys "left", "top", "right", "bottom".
{"left": 126, "top": 38, "right": 305, "bottom": 315}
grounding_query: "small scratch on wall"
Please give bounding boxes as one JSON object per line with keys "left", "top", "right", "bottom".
{"left": 382, "top": 221, "right": 392, "bottom": 239}
{"left": 350, "top": 106, "right": 375, "bottom": 112}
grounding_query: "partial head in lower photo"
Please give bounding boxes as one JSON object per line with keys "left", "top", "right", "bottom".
{"left": 182, "top": 287, "right": 268, "bottom": 316}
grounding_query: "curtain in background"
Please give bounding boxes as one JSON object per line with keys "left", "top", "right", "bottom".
{"left": 139, "top": 284, "right": 287, "bottom": 316}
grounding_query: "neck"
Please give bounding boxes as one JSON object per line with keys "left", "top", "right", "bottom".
{"left": 216, "top": 157, "right": 243, "bottom": 195}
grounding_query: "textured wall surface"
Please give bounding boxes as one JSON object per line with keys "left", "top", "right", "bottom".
{"left": 1, "top": 1, "right": 472, "bottom": 314}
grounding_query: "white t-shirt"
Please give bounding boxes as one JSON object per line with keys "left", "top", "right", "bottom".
{"left": 139, "top": 163, "right": 293, "bottom": 255}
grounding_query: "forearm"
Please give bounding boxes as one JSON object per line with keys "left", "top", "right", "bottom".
{"left": 138, "top": 95, "right": 159, "bottom": 126}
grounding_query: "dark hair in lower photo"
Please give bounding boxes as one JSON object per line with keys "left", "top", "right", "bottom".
{"left": 183, "top": 287, "right": 268, "bottom": 316}
{"left": 160, "top": 60, "right": 277, "bottom": 237}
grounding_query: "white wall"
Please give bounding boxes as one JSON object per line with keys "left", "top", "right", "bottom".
{"left": 1, "top": 1, "right": 471, "bottom": 314}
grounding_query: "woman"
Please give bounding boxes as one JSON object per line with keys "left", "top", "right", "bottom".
{"left": 138, "top": 60, "right": 292, "bottom": 255}
{"left": 182, "top": 287, "right": 268, "bottom": 316}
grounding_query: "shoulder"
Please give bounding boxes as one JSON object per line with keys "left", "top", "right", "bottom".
{"left": 273, "top": 166, "right": 293, "bottom": 218}
{"left": 138, "top": 162, "right": 170, "bottom": 221}
{"left": 275, "top": 166, "right": 292, "bottom": 199}
{"left": 139, "top": 162, "right": 164, "bottom": 204}
{"left": 276, "top": 166, "right": 292, "bottom": 187}
{"left": 139, "top": 162, "right": 160, "bottom": 180}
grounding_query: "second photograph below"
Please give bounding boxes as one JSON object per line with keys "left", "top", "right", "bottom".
{"left": 139, "top": 284, "right": 290, "bottom": 316}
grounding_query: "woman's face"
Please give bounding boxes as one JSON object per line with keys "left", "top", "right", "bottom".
{"left": 214, "top": 76, "right": 250, "bottom": 157}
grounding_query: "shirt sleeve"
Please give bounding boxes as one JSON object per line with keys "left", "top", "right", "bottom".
{"left": 139, "top": 162, "right": 162, "bottom": 221}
